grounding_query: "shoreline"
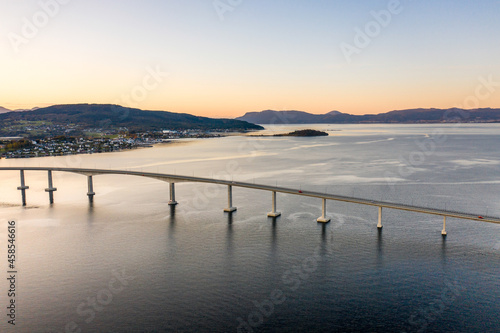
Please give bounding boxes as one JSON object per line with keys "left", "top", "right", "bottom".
{"left": 0, "top": 132, "right": 257, "bottom": 160}
{"left": 0, "top": 139, "right": 189, "bottom": 160}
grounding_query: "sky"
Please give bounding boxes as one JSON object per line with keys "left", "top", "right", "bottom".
{"left": 1, "top": 0, "right": 499, "bottom": 118}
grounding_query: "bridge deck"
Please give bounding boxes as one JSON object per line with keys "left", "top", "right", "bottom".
{"left": 1, "top": 166, "right": 499, "bottom": 225}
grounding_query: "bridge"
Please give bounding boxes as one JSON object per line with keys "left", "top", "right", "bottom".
{"left": 1, "top": 166, "right": 499, "bottom": 236}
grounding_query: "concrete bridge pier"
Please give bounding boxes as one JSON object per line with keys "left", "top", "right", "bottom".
{"left": 87, "top": 175, "right": 95, "bottom": 203}
{"left": 44, "top": 170, "right": 57, "bottom": 204}
{"left": 168, "top": 183, "right": 178, "bottom": 205}
{"left": 441, "top": 216, "right": 447, "bottom": 236}
{"left": 317, "top": 198, "right": 331, "bottom": 223}
{"left": 377, "top": 207, "right": 383, "bottom": 229}
{"left": 17, "top": 170, "right": 29, "bottom": 206}
{"left": 224, "top": 185, "right": 237, "bottom": 212}
{"left": 267, "top": 191, "right": 281, "bottom": 217}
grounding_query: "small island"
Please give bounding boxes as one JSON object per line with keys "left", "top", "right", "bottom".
{"left": 275, "top": 129, "right": 328, "bottom": 137}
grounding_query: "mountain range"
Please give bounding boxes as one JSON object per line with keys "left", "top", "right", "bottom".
{"left": 4, "top": 105, "right": 500, "bottom": 139}
{"left": 236, "top": 108, "right": 500, "bottom": 124}
{"left": 0, "top": 106, "right": 39, "bottom": 114}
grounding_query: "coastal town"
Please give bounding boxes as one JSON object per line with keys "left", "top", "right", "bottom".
{"left": 0, "top": 105, "right": 262, "bottom": 159}
{"left": 0, "top": 129, "right": 225, "bottom": 159}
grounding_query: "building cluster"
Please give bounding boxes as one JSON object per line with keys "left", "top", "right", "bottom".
{"left": 0, "top": 130, "right": 224, "bottom": 159}
{"left": 1, "top": 122, "right": 80, "bottom": 137}
{"left": 1, "top": 137, "right": 141, "bottom": 159}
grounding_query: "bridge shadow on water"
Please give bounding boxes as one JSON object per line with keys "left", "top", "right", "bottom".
{"left": 320, "top": 222, "right": 327, "bottom": 241}
{"left": 376, "top": 228, "right": 384, "bottom": 269}
{"left": 270, "top": 216, "right": 278, "bottom": 245}
{"left": 225, "top": 212, "right": 234, "bottom": 254}
{"left": 226, "top": 211, "right": 234, "bottom": 225}
{"left": 169, "top": 205, "right": 177, "bottom": 230}
{"left": 87, "top": 203, "right": 95, "bottom": 225}
{"left": 169, "top": 204, "right": 176, "bottom": 219}
{"left": 441, "top": 235, "right": 447, "bottom": 267}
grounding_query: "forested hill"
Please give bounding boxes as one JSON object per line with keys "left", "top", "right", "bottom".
{"left": 0, "top": 104, "right": 263, "bottom": 131}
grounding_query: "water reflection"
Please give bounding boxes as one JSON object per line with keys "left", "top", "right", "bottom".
{"left": 225, "top": 213, "right": 233, "bottom": 253}
{"left": 377, "top": 228, "right": 383, "bottom": 254}
{"left": 87, "top": 203, "right": 95, "bottom": 225}
{"left": 166, "top": 205, "right": 177, "bottom": 258}
{"left": 169, "top": 205, "right": 176, "bottom": 219}
{"left": 318, "top": 222, "right": 330, "bottom": 257}
{"left": 271, "top": 217, "right": 278, "bottom": 239}
{"left": 168, "top": 205, "right": 176, "bottom": 235}
{"left": 320, "top": 222, "right": 327, "bottom": 242}
{"left": 226, "top": 211, "right": 233, "bottom": 225}
{"left": 441, "top": 235, "right": 447, "bottom": 267}
{"left": 376, "top": 228, "right": 383, "bottom": 268}
{"left": 267, "top": 216, "right": 279, "bottom": 261}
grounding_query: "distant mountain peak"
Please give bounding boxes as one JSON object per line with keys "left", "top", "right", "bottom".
{"left": 13, "top": 106, "right": 39, "bottom": 112}
{"left": 236, "top": 108, "right": 500, "bottom": 124}
{"left": 0, "top": 106, "right": 40, "bottom": 113}
{"left": 326, "top": 110, "right": 342, "bottom": 115}
{"left": 0, "top": 106, "right": 11, "bottom": 114}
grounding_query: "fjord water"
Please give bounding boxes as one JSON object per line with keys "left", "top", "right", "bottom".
{"left": 0, "top": 124, "right": 499, "bottom": 332}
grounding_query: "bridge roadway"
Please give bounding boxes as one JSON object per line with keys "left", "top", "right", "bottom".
{"left": 1, "top": 167, "right": 500, "bottom": 232}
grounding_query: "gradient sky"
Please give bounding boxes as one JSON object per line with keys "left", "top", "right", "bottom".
{"left": 1, "top": 0, "right": 499, "bottom": 117}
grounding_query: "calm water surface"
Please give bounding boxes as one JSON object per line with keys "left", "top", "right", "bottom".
{"left": 0, "top": 124, "right": 499, "bottom": 332}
